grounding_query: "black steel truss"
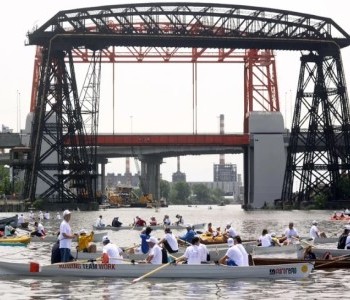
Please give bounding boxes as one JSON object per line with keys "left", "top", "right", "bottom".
{"left": 24, "top": 49, "right": 100, "bottom": 205}
{"left": 27, "top": 3, "right": 350, "bottom": 51}
{"left": 281, "top": 50, "right": 350, "bottom": 207}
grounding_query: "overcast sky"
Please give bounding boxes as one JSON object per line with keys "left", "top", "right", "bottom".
{"left": 1, "top": 0, "right": 349, "bottom": 183}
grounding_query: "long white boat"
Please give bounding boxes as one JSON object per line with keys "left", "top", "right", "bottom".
{"left": 245, "top": 244, "right": 300, "bottom": 255}
{"left": 30, "top": 232, "right": 107, "bottom": 243}
{"left": 300, "top": 237, "right": 338, "bottom": 244}
{"left": 0, "top": 260, "right": 314, "bottom": 280}
{"left": 93, "top": 223, "right": 206, "bottom": 231}
{"left": 297, "top": 247, "right": 350, "bottom": 259}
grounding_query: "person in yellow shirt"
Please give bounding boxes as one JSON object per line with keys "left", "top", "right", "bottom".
{"left": 76, "top": 229, "right": 96, "bottom": 253}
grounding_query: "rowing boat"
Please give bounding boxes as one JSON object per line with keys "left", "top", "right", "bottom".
{"left": 0, "top": 215, "right": 18, "bottom": 230}
{"left": 245, "top": 244, "right": 300, "bottom": 255}
{"left": 92, "top": 223, "right": 206, "bottom": 231}
{"left": 30, "top": 232, "right": 107, "bottom": 243}
{"left": 0, "top": 260, "right": 314, "bottom": 279}
{"left": 0, "top": 235, "right": 31, "bottom": 244}
{"left": 253, "top": 257, "right": 350, "bottom": 269}
{"left": 297, "top": 247, "right": 350, "bottom": 259}
{"left": 299, "top": 237, "right": 338, "bottom": 244}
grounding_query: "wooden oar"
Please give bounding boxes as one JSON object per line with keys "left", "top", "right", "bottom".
{"left": 131, "top": 258, "right": 181, "bottom": 284}
{"left": 315, "top": 254, "right": 350, "bottom": 268}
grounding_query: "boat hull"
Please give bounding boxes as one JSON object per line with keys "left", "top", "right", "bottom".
{"left": 0, "top": 215, "right": 18, "bottom": 230}
{"left": 0, "top": 261, "right": 313, "bottom": 279}
{"left": 297, "top": 247, "right": 350, "bottom": 259}
{"left": 253, "top": 257, "right": 350, "bottom": 269}
{"left": 0, "top": 235, "right": 31, "bottom": 244}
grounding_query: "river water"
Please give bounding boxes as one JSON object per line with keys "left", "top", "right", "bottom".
{"left": 0, "top": 205, "right": 348, "bottom": 299}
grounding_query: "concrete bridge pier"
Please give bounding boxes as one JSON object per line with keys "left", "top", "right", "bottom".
{"left": 244, "top": 112, "right": 287, "bottom": 209}
{"left": 140, "top": 155, "right": 163, "bottom": 201}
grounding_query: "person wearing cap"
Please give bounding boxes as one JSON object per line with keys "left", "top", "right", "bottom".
{"left": 145, "top": 236, "right": 163, "bottom": 264}
{"left": 58, "top": 210, "right": 78, "bottom": 262}
{"left": 159, "top": 227, "right": 179, "bottom": 253}
{"left": 270, "top": 233, "right": 281, "bottom": 246}
{"left": 139, "top": 226, "right": 153, "bottom": 254}
{"left": 95, "top": 215, "right": 106, "bottom": 228}
{"left": 178, "top": 224, "right": 196, "bottom": 244}
{"left": 77, "top": 229, "right": 96, "bottom": 253}
{"left": 18, "top": 214, "right": 25, "bottom": 227}
{"left": 257, "top": 229, "right": 272, "bottom": 247}
{"left": 218, "top": 237, "right": 244, "bottom": 266}
{"left": 101, "top": 236, "right": 124, "bottom": 264}
{"left": 280, "top": 222, "right": 299, "bottom": 245}
{"left": 29, "top": 210, "right": 34, "bottom": 220}
{"left": 309, "top": 220, "right": 326, "bottom": 239}
{"left": 56, "top": 212, "right": 61, "bottom": 220}
{"left": 224, "top": 223, "right": 238, "bottom": 240}
{"left": 176, "top": 236, "right": 202, "bottom": 265}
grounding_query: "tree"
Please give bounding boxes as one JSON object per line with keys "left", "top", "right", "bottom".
{"left": 170, "top": 181, "right": 191, "bottom": 204}
{"left": 192, "top": 183, "right": 211, "bottom": 204}
{"left": 160, "top": 180, "right": 170, "bottom": 199}
{"left": 0, "top": 165, "right": 11, "bottom": 195}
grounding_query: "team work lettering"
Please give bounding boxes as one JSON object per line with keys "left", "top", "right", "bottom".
{"left": 58, "top": 263, "right": 116, "bottom": 270}
{"left": 269, "top": 267, "right": 297, "bottom": 275}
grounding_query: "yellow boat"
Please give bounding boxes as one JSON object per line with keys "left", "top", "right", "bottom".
{"left": 199, "top": 233, "right": 227, "bottom": 245}
{"left": 0, "top": 235, "right": 31, "bottom": 244}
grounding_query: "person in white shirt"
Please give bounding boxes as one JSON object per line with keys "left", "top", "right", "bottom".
{"left": 309, "top": 220, "right": 327, "bottom": 239}
{"left": 18, "top": 214, "right": 25, "bottom": 226}
{"left": 234, "top": 236, "right": 249, "bottom": 266}
{"left": 163, "top": 215, "right": 171, "bottom": 226}
{"left": 218, "top": 237, "right": 244, "bottom": 266}
{"left": 198, "top": 242, "right": 210, "bottom": 263}
{"left": 101, "top": 236, "right": 124, "bottom": 264}
{"left": 56, "top": 212, "right": 61, "bottom": 220}
{"left": 95, "top": 215, "right": 105, "bottom": 228}
{"left": 224, "top": 224, "right": 238, "bottom": 239}
{"left": 30, "top": 221, "right": 46, "bottom": 237}
{"left": 145, "top": 236, "right": 163, "bottom": 264}
{"left": 281, "top": 222, "right": 299, "bottom": 245}
{"left": 29, "top": 211, "right": 34, "bottom": 220}
{"left": 159, "top": 228, "right": 179, "bottom": 253}
{"left": 38, "top": 211, "right": 44, "bottom": 221}
{"left": 177, "top": 237, "right": 202, "bottom": 265}
{"left": 59, "top": 210, "right": 78, "bottom": 262}
{"left": 44, "top": 211, "right": 50, "bottom": 220}
{"left": 258, "top": 229, "right": 273, "bottom": 247}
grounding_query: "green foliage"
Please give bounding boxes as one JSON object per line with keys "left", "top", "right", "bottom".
{"left": 338, "top": 176, "right": 350, "bottom": 198}
{"left": 160, "top": 180, "right": 170, "bottom": 198}
{"left": 313, "top": 192, "right": 327, "bottom": 209}
{"left": 0, "top": 165, "right": 11, "bottom": 195}
{"left": 169, "top": 181, "right": 191, "bottom": 204}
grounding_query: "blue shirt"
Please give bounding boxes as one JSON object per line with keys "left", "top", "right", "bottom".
{"left": 140, "top": 233, "right": 150, "bottom": 254}
{"left": 179, "top": 229, "right": 196, "bottom": 243}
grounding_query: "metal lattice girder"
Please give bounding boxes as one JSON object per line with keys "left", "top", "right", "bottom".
{"left": 281, "top": 50, "right": 350, "bottom": 206}
{"left": 27, "top": 3, "right": 350, "bottom": 51}
{"left": 24, "top": 49, "right": 100, "bottom": 204}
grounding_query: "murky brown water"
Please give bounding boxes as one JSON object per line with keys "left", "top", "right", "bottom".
{"left": 0, "top": 205, "right": 348, "bottom": 299}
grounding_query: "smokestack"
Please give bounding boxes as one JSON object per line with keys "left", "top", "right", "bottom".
{"left": 126, "top": 157, "right": 130, "bottom": 174}
{"left": 177, "top": 156, "right": 181, "bottom": 172}
{"left": 219, "top": 114, "right": 225, "bottom": 165}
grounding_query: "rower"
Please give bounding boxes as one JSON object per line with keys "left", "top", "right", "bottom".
{"left": 218, "top": 237, "right": 244, "bottom": 266}
{"left": 144, "top": 236, "right": 163, "bottom": 264}
{"left": 178, "top": 224, "right": 196, "bottom": 244}
{"left": 176, "top": 237, "right": 202, "bottom": 265}
{"left": 224, "top": 223, "right": 238, "bottom": 240}
{"left": 175, "top": 214, "right": 184, "bottom": 226}
{"left": 280, "top": 222, "right": 299, "bottom": 245}
{"left": 101, "top": 236, "right": 124, "bottom": 264}
{"left": 77, "top": 229, "right": 96, "bottom": 253}
{"left": 309, "top": 220, "right": 327, "bottom": 239}
{"left": 95, "top": 215, "right": 106, "bottom": 228}
{"left": 159, "top": 227, "right": 179, "bottom": 253}
{"left": 30, "top": 221, "right": 46, "bottom": 237}
{"left": 257, "top": 229, "right": 273, "bottom": 247}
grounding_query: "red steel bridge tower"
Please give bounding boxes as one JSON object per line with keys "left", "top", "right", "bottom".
{"left": 22, "top": 3, "right": 350, "bottom": 209}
